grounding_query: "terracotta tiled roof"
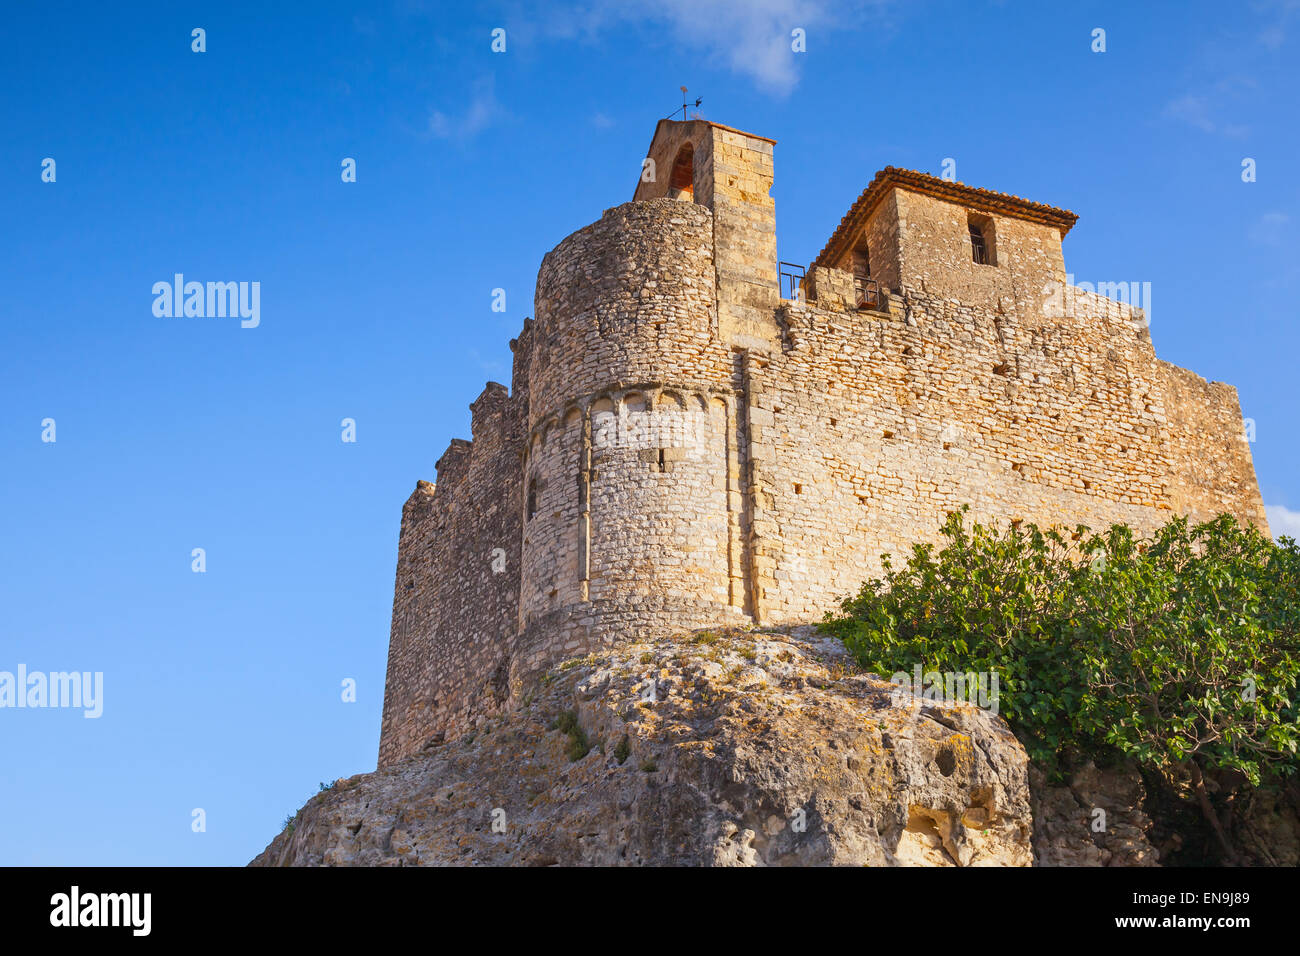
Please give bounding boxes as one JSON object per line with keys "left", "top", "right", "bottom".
{"left": 812, "top": 166, "right": 1079, "bottom": 269}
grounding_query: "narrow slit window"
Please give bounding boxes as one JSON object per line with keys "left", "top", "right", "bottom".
{"left": 669, "top": 144, "right": 694, "bottom": 201}
{"left": 968, "top": 212, "right": 996, "bottom": 266}
{"left": 969, "top": 223, "right": 988, "bottom": 264}
{"left": 852, "top": 245, "right": 871, "bottom": 280}
{"left": 852, "top": 242, "right": 879, "bottom": 309}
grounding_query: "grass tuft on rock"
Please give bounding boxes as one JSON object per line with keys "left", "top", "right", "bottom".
{"left": 552, "top": 709, "right": 591, "bottom": 761}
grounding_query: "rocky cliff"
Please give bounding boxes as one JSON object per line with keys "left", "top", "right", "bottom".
{"left": 252, "top": 626, "right": 1040, "bottom": 866}
{"left": 253, "top": 622, "right": 1300, "bottom": 866}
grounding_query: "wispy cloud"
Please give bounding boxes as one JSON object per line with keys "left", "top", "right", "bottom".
{"left": 1256, "top": 0, "right": 1300, "bottom": 48}
{"left": 1162, "top": 89, "right": 1250, "bottom": 137}
{"left": 1259, "top": 23, "right": 1287, "bottom": 47}
{"left": 468, "top": 348, "right": 507, "bottom": 377}
{"left": 1265, "top": 503, "right": 1300, "bottom": 541}
{"left": 1159, "top": 2, "right": 1296, "bottom": 139}
{"left": 429, "top": 76, "right": 509, "bottom": 141}
{"left": 1163, "top": 94, "right": 1217, "bottom": 133}
{"left": 518, "top": 0, "right": 894, "bottom": 97}
{"left": 1248, "top": 211, "right": 1290, "bottom": 245}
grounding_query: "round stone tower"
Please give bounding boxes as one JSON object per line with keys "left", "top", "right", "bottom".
{"left": 514, "top": 198, "right": 748, "bottom": 680}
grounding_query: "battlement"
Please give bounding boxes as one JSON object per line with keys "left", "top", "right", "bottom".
{"left": 378, "top": 120, "right": 1268, "bottom": 767}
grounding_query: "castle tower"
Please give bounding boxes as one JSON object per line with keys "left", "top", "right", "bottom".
{"left": 508, "top": 121, "right": 794, "bottom": 682}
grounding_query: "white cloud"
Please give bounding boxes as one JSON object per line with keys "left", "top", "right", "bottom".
{"left": 1162, "top": 92, "right": 1251, "bottom": 138}
{"left": 1163, "top": 75, "right": 1256, "bottom": 138}
{"left": 1256, "top": 0, "right": 1300, "bottom": 48}
{"left": 1265, "top": 503, "right": 1300, "bottom": 542}
{"left": 429, "top": 76, "right": 508, "bottom": 140}
{"left": 1259, "top": 24, "right": 1286, "bottom": 48}
{"left": 469, "top": 348, "right": 507, "bottom": 376}
{"left": 1248, "top": 211, "right": 1290, "bottom": 245}
{"left": 1163, "top": 94, "right": 1218, "bottom": 133}
{"left": 528, "top": 0, "right": 893, "bottom": 97}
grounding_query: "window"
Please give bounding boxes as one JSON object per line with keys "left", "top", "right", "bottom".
{"left": 669, "top": 144, "right": 694, "bottom": 200}
{"left": 852, "top": 245, "right": 871, "bottom": 281}
{"left": 852, "top": 241, "right": 882, "bottom": 309}
{"left": 968, "top": 212, "right": 996, "bottom": 266}
{"left": 526, "top": 479, "right": 538, "bottom": 520}
{"left": 969, "top": 224, "right": 987, "bottom": 264}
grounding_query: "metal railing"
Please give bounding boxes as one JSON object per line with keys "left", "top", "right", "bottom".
{"left": 778, "top": 261, "right": 805, "bottom": 301}
{"left": 855, "top": 276, "right": 887, "bottom": 311}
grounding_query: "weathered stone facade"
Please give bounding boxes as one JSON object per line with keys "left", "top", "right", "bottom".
{"left": 378, "top": 119, "right": 1268, "bottom": 768}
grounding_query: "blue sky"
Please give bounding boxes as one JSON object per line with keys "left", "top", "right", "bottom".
{"left": 1, "top": 0, "right": 1296, "bottom": 865}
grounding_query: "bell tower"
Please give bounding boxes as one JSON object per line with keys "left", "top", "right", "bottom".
{"left": 634, "top": 119, "right": 780, "bottom": 348}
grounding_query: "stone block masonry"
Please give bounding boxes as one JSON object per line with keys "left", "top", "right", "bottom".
{"left": 377, "top": 119, "right": 1269, "bottom": 767}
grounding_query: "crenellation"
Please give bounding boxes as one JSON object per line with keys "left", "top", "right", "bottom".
{"left": 378, "top": 120, "right": 1269, "bottom": 768}
{"left": 433, "top": 438, "right": 473, "bottom": 495}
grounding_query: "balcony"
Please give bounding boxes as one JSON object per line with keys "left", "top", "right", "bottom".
{"left": 854, "top": 276, "right": 887, "bottom": 311}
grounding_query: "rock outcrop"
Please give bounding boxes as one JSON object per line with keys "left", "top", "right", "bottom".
{"left": 1029, "top": 755, "right": 1300, "bottom": 867}
{"left": 1231, "top": 782, "right": 1300, "bottom": 866}
{"left": 1030, "top": 763, "right": 1160, "bottom": 866}
{"left": 253, "top": 626, "right": 1033, "bottom": 866}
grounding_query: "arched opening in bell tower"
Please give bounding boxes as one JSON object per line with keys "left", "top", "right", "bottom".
{"left": 668, "top": 144, "right": 694, "bottom": 201}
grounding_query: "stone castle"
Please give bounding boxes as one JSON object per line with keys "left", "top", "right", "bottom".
{"left": 378, "top": 119, "right": 1268, "bottom": 767}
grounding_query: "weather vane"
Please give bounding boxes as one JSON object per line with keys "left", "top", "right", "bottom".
{"left": 668, "top": 85, "right": 702, "bottom": 120}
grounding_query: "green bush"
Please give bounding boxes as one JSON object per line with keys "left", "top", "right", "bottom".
{"left": 551, "top": 709, "right": 591, "bottom": 761}
{"left": 821, "top": 508, "right": 1300, "bottom": 850}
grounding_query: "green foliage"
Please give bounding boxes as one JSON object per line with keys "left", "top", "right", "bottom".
{"left": 552, "top": 709, "right": 591, "bottom": 761}
{"left": 821, "top": 508, "right": 1300, "bottom": 786}
{"left": 613, "top": 734, "right": 632, "bottom": 765}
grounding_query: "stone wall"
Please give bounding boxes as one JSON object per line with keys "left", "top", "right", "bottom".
{"left": 890, "top": 189, "right": 1068, "bottom": 311}
{"left": 750, "top": 278, "right": 1204, "bottom": 624}
{"left": 377, "top": 383, "right": 524, "bottom": 767}
{"left": 1157, "top": 361, "right": 1268, "bottom": 528}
